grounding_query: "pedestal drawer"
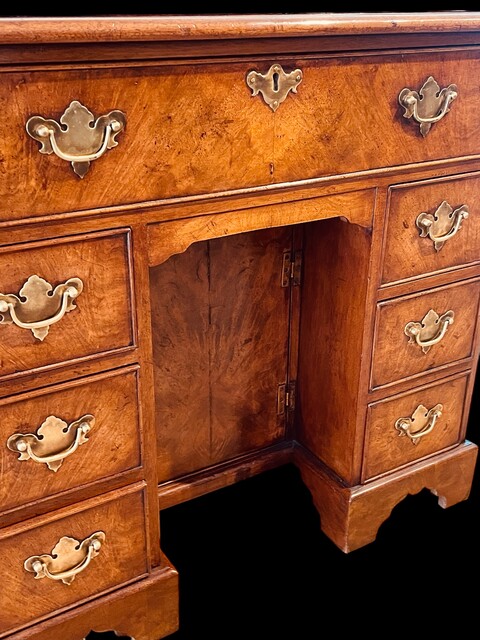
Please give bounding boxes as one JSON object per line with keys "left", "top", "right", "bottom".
{"left": 0, "top": 483, "right": 148, "bottom": 637}
{"left": 0, "top": 229, "right": 135, "bottom": 380}
{"left": 382, "top": 173, "right": 480, "bottom": 286}
{"left": 0, "top": 366, "right": 142, "bottom": 516}
{"left": 371, "top": 277, "right": 480, "bottom": 390}
{"left": 363, "top": 372, "right": 470, "bottom": 481}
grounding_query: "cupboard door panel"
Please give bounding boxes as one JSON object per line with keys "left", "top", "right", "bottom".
{"left": 151, "top": 227, "right": 292, "bottom": 481}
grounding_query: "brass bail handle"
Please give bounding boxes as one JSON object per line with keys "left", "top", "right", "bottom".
{"left": 26, "top": 100, "right": 126, "bottom": 178}
{"left": 395, "top": 403, "right": 443, "bottom": 445}
{"left": 24, "top": 532, "right": 106, "bottom": 585}
{"left": 416, "top": 201, "right": 469, "bottom": 251}
{"left": 0, "top": 275, "right": 83, "bottom": 341}
{"left": 404, "top": 308, "right": 455, "bottom": 354}
{"left": 398, "top": 76, "right": 458, "bottom": 137}
{"left": 7, "top": 414, "right": 95, "bottom": 472}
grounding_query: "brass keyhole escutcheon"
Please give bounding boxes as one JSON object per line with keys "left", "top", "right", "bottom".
{"left": 246, "top": 64, "right": 303, "bottom": 112}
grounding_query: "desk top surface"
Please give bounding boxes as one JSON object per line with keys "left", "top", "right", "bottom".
{"left": 2, "top": 12, "right": 480, "bottom": 44}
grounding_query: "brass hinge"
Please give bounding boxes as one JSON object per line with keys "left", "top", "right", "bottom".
{"left": 281, "top": 250, "right": 302, "bottom": 287}
{"left": 277, "top": 381, "right": 296, "bottom": 415}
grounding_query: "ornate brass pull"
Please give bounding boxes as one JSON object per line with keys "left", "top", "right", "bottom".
{"left": 416, "top": 201, "right": 469, "bottom": 251}
{"left": 26, "top": 101, "right": 126, "bottom": 178}
{"left": 404, "top": 308, "right": 454, "bottom": 354}
{"left": 246, "top": 64, "right": 303, "bottom": 112}
{"left": 395, "top": 403, "right": 443, "bottom": 445}
{"left": 0, "top": 275, "right": 83, "bottom": 341}
{"left": 24, "top": 532, "right": 105, "bottom": 585}
{"left": 7, "top": 414, "right": 94, "bottom": 472}
{"left": 398, "top": 76, "right": 458, "bottom": 137}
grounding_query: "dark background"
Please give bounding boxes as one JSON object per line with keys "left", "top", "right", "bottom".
{"left": 21, "top": 6, "right": 477, "bottom": 639}
{"left": 91, "top": 371, "right": 479, "bottom": 639}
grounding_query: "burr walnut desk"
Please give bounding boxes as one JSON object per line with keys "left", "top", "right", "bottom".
{"left": 1, "top": 12, "right": 480, "bottom": 640}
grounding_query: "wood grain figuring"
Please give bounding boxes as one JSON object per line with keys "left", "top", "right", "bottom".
{"left": 273, "top": 50, "right": 480, "bottom": 185}
{"left": 2, "top": 14, "right": 480, "bottom": 637}
{"left": 382, "top": 173, "right": 480, "bottom": 285}
{"left": 129, "top": 223, "right": 162, "bottom": 567}
{"left": 0, "top": 366, "right": 142, "bottom": 516}
{"left": 295, "top": 217, "right": 373, "bottom": 485}
{"left": 0, "top": 484, "right": 148, "bottom": 636}
{"left": 2, "top": 13, "right": 480, "bottom": 45}
{"left": 147, "top": 188, "right": 374, "bottom": 267}
{"left": 371, "top": 277, "right": 480, "bottom": 390}
{"left": 0, "top": 63, "right": 273, "bottom": 221}
{"left": 2, "top": 49, "right": 480, "bottom": 221}
{"left": 296, "top": 440, "right": 478, "bottom": 553}
{"left": 151, "top": 227, "right": 291, "bottom": 482}
{"left": 7, "top": 566, "right": 179, "bottom": 640}
{"left": 363, "top": 372, "right": 469, "bottom": 480}
{"left": 0, "top": 230, "right": 134, "bottom": 380}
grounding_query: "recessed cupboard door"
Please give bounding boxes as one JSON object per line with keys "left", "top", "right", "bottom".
{"left": 151, "top": 226, "right": 296, "bottom": 482}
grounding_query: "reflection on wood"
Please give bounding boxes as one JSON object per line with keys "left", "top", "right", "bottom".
{"left": 151, "top": 227, "right": 293, "bottom": 482}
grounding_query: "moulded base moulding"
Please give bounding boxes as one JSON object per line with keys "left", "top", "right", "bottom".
{"left": 4, "top": 563, "right": 179, "bottom": 640}
{"left": 294, "top": 440, "right": 478, "bottom": 553}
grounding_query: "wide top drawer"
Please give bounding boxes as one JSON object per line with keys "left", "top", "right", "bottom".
{"left": 1, "top": 48, "right": 480, "bottom": 221}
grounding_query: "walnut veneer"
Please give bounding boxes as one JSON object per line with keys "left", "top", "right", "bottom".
{"left": 1, "top": 12, "right": 480, "bottom": 639}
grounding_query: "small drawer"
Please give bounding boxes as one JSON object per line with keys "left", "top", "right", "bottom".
{"left": 363, "top": 372, "right": 469, "bottom": 481}
{"left": 0, "top": 483, "right": 148, "bottom": 636}
{"left": 0, "top": 229, "right": 134, "bottom": 379}
{"left": 0, "top": 366, "right": 142, "bottom": 516}
{"left": 382, "top": 173, "right": 480, "bottom": 286}
{"left": 371, "top": 277, "right": 480, "bottom": 390}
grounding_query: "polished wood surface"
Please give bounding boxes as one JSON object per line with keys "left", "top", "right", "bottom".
{"left": 2, "top": 13, "right": 480, "bottom": 44}
{"left": 371, "top": 277, "right": 480, "bottom": 389}
{"left": 382, "top": 172, "right": 480, "bottom": 286}
{"left": 4, "top": 50, "right": 480, "bottom": 221}
{"left": 9, "top": 567, "right": 179, "bottom": 640}
{"left": 151, "top": 227, "right": 291, "bottom": 482}
{"left": 0, "top": 366, "right": 142, "bottom": 517}
{"left": 363, "top": 371, "right": 470, "bottom": 480}
{"left": 0, "top": 230, "right": 134, "bottom": 380}
{"left": 1, "top": 12, "right": 480, "bottom": 640}
{"left": 296, "top": 440, "right": 478, "bottom": 553}
{"left": 0, "top": 484, "right": 148, "bottom": 636}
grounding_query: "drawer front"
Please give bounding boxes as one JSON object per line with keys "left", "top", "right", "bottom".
{"left": 1, "top": 63, "right": 273, "bottom": 221}
{"left": 0, "top": 484, "right": 148, "bottom": 636}
{"left": 0, "top": 229, "right": 134, "bottom": 379}
{"left": 382, "top": 174, "right": 480, "bottom": 286}
{"left": 371, "top": 278, "right": 480, "bottom": 389}
{"left": 363, "top": 373, "right": 469, "bottom": 480}
{"left": 0, "top": 366, "right": 141, "bottom": 515}
{"left": 2, "top": 49, "right": 480, "bottom": 222}
{"left": 273, "top": 49, "right": 480, "bottom": 185}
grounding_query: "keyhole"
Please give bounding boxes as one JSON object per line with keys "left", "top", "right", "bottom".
{"left": 272, "top": 72, "right": 279, "bottom": 92}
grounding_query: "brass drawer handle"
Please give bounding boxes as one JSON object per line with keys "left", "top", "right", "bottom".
{"left": 26, "top": 100, "right": 126, "bottom": 178}
{"left": 246, "top": 64, "right": 303, "bottom": 112}
{"left": 395, "top": 403, "right": 443, "bottom": 445}
{"left": 404, "top": 308, "right": 454, "bottom": 354}
{"left": 0, "top": 274, "right": 83, "bottom": 341}
{"left": 24, "top": 532, "right": 105, "bottom": 585}
{"left": 7, "top": 414, "right": 94, "bottom": 472}
{"left": 398, "top": 76, "right": 458, "bottom": 137}
{"left": 416, "top": 201, "right": 469, "bottom": 251}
